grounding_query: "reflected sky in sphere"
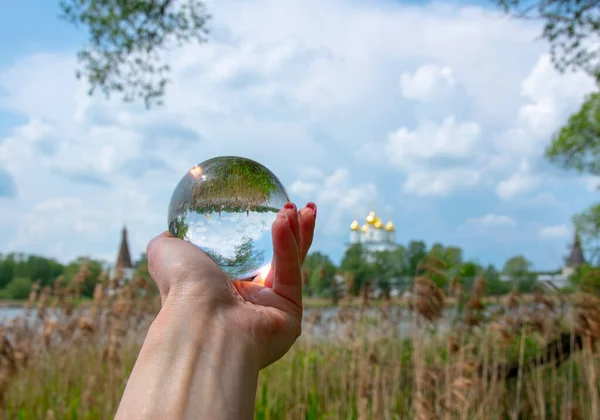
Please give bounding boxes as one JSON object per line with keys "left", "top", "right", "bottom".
{"left": 167, "top": 156, "right": 289, "bottom": 280}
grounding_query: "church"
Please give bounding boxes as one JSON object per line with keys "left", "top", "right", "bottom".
{"left": 347, "top": 210, "right": 397, "bottom": 253}
{"left": 534, "top": 231, "right": 586, "bottom": 289}
{"left": 109, "top": 226, "right": 136, "bottom": 282}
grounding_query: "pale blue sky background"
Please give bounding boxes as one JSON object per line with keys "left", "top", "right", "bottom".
{"left": 0, "top": 0, "right": 597, "bottom": 271}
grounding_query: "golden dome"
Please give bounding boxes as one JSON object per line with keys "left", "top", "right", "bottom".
{"left": 366, "top": 211, "right": 377, "bottom": 224}
{"left": 374, "top": 218, "right": 383, "bottom": 229}
{"left": 350, "top": 220, "right": 360, "bottom": 231}
{"left": 361, "top": 223, "right": 368, "bottom": 232}
{"left": 385, "top": 221, "right": 395, "bottom": 232}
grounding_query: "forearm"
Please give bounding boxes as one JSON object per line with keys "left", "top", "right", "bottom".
{"left": 115, "top": 304, "right": 260, "bottom": 420}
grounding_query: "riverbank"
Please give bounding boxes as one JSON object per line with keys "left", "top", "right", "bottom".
{"left": 0, "top": 297, "right": 92, "bottom": 308}
{"left": 0, "top": 294, "right": 523, "bottom": 309}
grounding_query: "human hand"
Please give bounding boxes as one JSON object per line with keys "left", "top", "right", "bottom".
{"left": 146, "top": 202, "right": 317, "bottom": 369}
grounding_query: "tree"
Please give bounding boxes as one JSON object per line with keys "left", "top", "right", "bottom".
{"left": 484, "top": 264, "right": 512, "bottom": 296}
{"left": 458, "top": 260, "right": 482, "bottom": 291}
{"left": 309, "top": 260, "right": 337, "bottom": 297}
{"left": 370, "top": 248, "right": 407, "bottom": 298}
{"left": 502, "top": 255, "right": 537, "bottom": 292}
{"left": 573, "top": 205, "right": 600, "bottom": 263}
{"left": 406, "top": 240, "right": 427, "bottom": 277}
{"left": 61, "top": 0, "right": 211, "bottom": 108}
{"left": 62, "top": 257, "right": 103, "bottom": 297}
{"left": 340, "top": 244, "right": 373, "bottom": 296}
{"left": 546, "top": 92, "right": 600, "bottom": 175}
{"left": 495, "top": 1, "right": 600, "bottom": 262}
{"left": 0, "top": 254, "right": 15, "bottom": 289}
{"left": 493, "top": 0, "right": 600, "bottom": 76}
{"left": 443, "top": 246, "right": 463, "bottom": 273}
{"left": 545, "top": 93, "right": 600, "bottom": 261}
{"left": 4, "top": 277, "right": 33, "bottom": 300}
{"left": 570, "top": 263, "right": 600, "bottom": 293}
{"left": 430, "top": 244, "right": 464, "bottom": 277}
{"left": 303, "top": 252, "right": 337, "bottom": 296}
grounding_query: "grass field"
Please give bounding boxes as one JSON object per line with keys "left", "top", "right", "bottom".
{"left": 0, "top": 267, "right": 598, "bottom": 419}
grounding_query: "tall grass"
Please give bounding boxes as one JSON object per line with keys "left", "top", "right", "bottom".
{"left": 0, "top": 264, "right": 598, "bottom": 419}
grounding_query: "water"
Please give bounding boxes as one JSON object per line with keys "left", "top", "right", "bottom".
{"left": 0, "top": 307, "right": 26, "bottom": 323}
{"left": 168, "top": 156, "right": 289, "bottom": 280}
{"left": 0, "top": 306, "right": 453, "bottom": 339}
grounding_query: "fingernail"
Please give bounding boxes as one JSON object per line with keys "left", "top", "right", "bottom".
{"left": 284, "top": 202, "right": 297, "bottom": 213}
{"left": 306, "top": 202, "right": 317, "bottom": 217}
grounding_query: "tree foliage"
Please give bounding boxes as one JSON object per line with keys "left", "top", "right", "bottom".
{"left": 0, "top": 253, "right": 109, "bottom": 298}
{"left": 340, "top": 244, "right": 374, "bottom": 296}
{"left": 572, "top": 203, "right": 600, "bottom": 262}
{"left": 370, "top": 247, "right": 408, "bottom": 296}
{"left": 498, "top": 1, "right": 600, "bottom": 262}
{"left": 545, "top": 92, "right": 600, "bottom": 260}
{"left": 493, "top": 0, "right": 600, "bottom": 76}
{"left": 484, "top": 264, "right": 513, "bottom": 296}
{"left": 60, "top": 0, "right": 211, "bottom": 108}
{"left": 303, "top": 252, "right": 337, "bottom": 296}
{"left": 62, "top": 257, "right": 104, "bottom": 297}
{"left": 546, "top": 92, "right": 600, "bottom": 174}
{"left": 502, "top": 255, "right": 537, "bottom": 292}
{"left": 406, "top": 240, "right": 428, "bottom": 277}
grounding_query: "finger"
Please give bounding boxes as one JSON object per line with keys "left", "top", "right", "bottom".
{"left": 271, "top": 211, "right": 302, "bottom": 308}
{"left": 298, "top": 202, "right": 317, "bottom": 263}
{"left": 283, "top": 202, "right": 301, "bottom": 251}
{"left": 259, "top": 203, "right": 299, "bottom": 290}
{"left": 146, "top": 233, "right": 175, "bottom": 300}
{"left": 146, "top": 233, "right": 230, "bottom": 301}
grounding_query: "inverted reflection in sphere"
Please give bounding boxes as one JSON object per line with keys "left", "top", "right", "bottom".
{"left": 167, "top": 156, "right": 289, "bottom": 280}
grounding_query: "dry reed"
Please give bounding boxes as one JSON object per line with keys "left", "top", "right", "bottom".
{"left": 0, "top": 264, "right": 597, "bottom": 419}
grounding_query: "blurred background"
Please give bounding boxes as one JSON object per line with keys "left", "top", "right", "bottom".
{"left": 0, "top": 0, "right": 599, "bottom": 418}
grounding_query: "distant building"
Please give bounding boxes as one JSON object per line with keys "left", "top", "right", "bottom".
{"left": 502, "top": 230, "right": 587, "bottom": 289}
{"left": 347, "top": 210, "right": 397, "bottom": 254}
{"left": 110, "top": 226, "right": 135, "bottom": 282}
{"left": 562, "top": 230, "right": 586, "bottom": 278}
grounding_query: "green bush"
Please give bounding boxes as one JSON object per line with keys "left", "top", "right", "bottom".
{"left": 4, "top": 277, "right": 32, "bottom": 300}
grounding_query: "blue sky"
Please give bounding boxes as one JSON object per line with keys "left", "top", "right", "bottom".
{"left": 0, "top": 0, "right": 597, "bottom": 271}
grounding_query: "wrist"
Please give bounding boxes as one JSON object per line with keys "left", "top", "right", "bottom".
{"left": 149, "top": 296, "right": 261, "bottom": 370}
{"left": 117, "top": 299, "right": 260, "bottom": 420}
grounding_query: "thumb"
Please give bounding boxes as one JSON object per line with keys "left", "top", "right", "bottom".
{"left": 146, "top": 231, "right": 231, "bottom": 304}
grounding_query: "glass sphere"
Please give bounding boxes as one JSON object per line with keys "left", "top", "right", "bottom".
{"left": 168, "top": 156, "right": 290, "bottom": 280}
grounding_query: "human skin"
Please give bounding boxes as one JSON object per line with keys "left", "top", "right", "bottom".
{"left": 114, "top": 202, "right": 317, "bottom": 420}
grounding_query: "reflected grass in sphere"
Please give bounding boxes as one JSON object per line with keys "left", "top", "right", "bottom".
{"left": 167, "top": 156, "right": 290, "bottom": 280}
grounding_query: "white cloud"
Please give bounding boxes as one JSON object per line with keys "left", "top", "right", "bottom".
{"left": 399, "top": 64, "right": 456, "bottom": 101}
{"left": 517, "top": 55, "right": 593, "bottom": 141}
{"left": 584, "top": 176, "right": 600, "bottom": 192}
{"left": 402, "top": 168, "right": 481, "bottom": 197}
{"left": 495, "top": 161, "right": 540, "bottom": 200}
{"left": 525, "top": 192, "right": 562, "bottom": 208}
{"left": 460, "top": 214, "right": 516, "bottom": 235}
{"left": 539, "top": 224, "right": 570, "bottom": 239}
{"left": 290, "top": 168, "right": 377, "bottom": 233}
{"left": 493, "top": 54, "right": 593, "bottom": 164}
{"left": 385, "top": 117, "right": 481, "bottom": 164}
{"left": 489, "top": 54, "right": 594, "bottom": 199}
{"left": 496, "top": 172, "right": 540, "bottom": 200}
{"left": 0, "top": 0, "right": 596, "bottom": 266}
{"left": 360, "top": 116, "right": 483, "bottom": 196}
